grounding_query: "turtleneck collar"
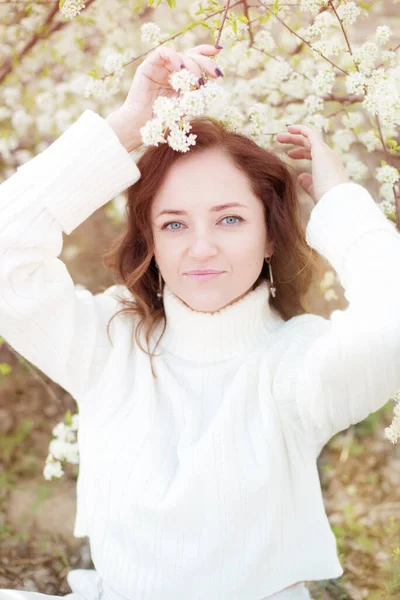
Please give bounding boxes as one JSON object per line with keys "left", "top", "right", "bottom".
{"left": 156, "top": 280, "right": 283, "bottom": 363}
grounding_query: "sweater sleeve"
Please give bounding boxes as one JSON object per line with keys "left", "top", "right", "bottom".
{"left": 0, "top": 109, "right": 141, "bottom": 400}
{"left": 273, "top": 182, "right": 400, "bottom": 448}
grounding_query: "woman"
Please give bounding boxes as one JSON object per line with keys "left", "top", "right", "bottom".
{"left": 1, "top": 44, "right": 400, "bottom": 600}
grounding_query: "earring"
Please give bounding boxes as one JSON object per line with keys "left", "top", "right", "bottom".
{"left": 157, "top": 266, "right": 163, "bottom": 299}
{"left": 265, "top": 256, "right": 276, "bottom": 298}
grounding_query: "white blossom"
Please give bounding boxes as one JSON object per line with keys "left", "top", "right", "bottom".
{"left": 304, "top": 112, "right": 330, "bottom": 132}
{"left": 376, "top": 164, "right": 400, "bottom": 185}
{"left": 304, "top": 95, "right": 324, "bottom": 114}
{"left": 311, "top": 67, "right": 336, "bottom": 96}
{"left": 254, "top": 30, "right": 276, "bottom": 53}
{"left": 140, "top": 23, "right": 162, "bottom": 45}
{"left": 153, "top": 96, "right": 184, "bottom": 126}
{"left": 170, "top": 68, "right": 199, "bottom": 93}
{"left": 140, "top": 118, "right": 167, "bottom": 147}
{"left": 353, "top": 42, "right": 379, "bottom": 75}
{"left": 375, "top": 25, "right": 392, "bottom": 46}
{"left": 43, "top": 459, "right": 64, "bottom": 480}
{"left": 344, "top": 157, "right": 369, "bottom": 181}
{"left": 332, "top": 129, "right": 355, "bottom": 152}
{"left": 336, "top": 1, "right": 361, "bottom": 28}
{"left": 59, "top": 0, "right": 86, "bottom": 20}
{"left": 345, "top": 71, "right": 367, "bottom": 95}
{"left": 379, "top": 183, "right": 396, "bottom": 203}
{"left": 167, "top": 123, "right": 197, "bottom": 152}
{"left": 359, "top": 130, "right": 381, "bottom": 153}
{"left": 300, "top": 0, "right": 328, "bottom": 15}
{"left": 341, "top": 111, "right": 364, "bottom": 129}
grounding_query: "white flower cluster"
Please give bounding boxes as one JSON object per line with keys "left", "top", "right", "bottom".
{"left": 376, "top": 164, "right": 400, "bottom": 185}
{"left": 362, "top": 69, "right": 400, "bottom": 128}
{"left": 59, "top": 0, "right": 86, "bottom": 20}
{"left": 320, "top": 269, "right": 339, "bottom": 301}
{"left": 300, "top": 0, "right": 328, "bottom": 15}
{"left": 84, "top": 74, "right": 122, "bottom": 99}
{"left": 384, "top": 391, "right": 400, "bottom": 444}
{"left": 253, "top": 30, "right": 276, "bottom": 53}
{"left": 140, "top": 23, "right": 163, "bottom": 45}
{"left": 375, "top": 25, "right": 392, "bottom": 46}
{"left": 345, "top": 71, "right": 367, "bottom": 95}
{"left": 43, "top": 412, "right": 80, "bottom": 481}
{"left": 140, "top": 69, "right": 224, "bottom": 152}
{"left": 353, "top": 41, "right": 379, "bottom": 75}
{"left": 104, "top": 50, "right": 132, "bottom": 77}
{"left": 336, "top": 1, "right": 361, "bottom": 29}
{"left": 311, "top": 66, "right": 336, "bottom": 96}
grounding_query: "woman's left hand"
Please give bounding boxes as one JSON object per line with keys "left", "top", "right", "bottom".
{"left": 275, "top": 124, "right": 349, "bottom": 204}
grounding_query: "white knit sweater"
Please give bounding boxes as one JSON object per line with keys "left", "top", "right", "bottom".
{"left": 1, "top": 109, "right": 400, "bottom": 600}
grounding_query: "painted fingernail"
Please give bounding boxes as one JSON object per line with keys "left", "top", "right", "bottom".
{"left": 215, "top": 44, "right": 223, "bottom": 49}
{"left": 198, "top": 77, "right": 205, "bottom": 86}
{"left": 180, "top": 63, "right": 185, "bottom": 69}
{"left": 215, "top": 67, "right": 224, "bottom": 77}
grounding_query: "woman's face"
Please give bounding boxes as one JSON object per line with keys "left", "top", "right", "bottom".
{"left": 150, "top": 147, "right": 274, "bottom": 314}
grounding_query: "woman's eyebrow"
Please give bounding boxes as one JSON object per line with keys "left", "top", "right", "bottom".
{"left": 156, "top": 202, "right": 248, "bottom": 218}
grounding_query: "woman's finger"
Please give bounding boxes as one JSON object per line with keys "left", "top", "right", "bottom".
{"left": 184, "top": 53, "right": 223, "bottom": 79}
{"left": 187, "top": 44, "right": 223, "bottom": 56}
{"left": 178, "top": 53, "right": 204, "bottom": 80}
{"left": 287, "top": 148, "right": 312, "bottom": 160}
{"left": 276, "top": 132, "right": 311, "bottom": 149}
{"left": 286, "top": 124, "right": 324, "bottom": 146}
{"left": 150, "top": 47, "right": 185, "bottom": 73}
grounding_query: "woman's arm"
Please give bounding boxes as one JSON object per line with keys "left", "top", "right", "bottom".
{"left": 272, "top": 125, "right": 400, "bottom": 448}
{"left": 0, "top": 109, "right": 141, "bottom": 401}
{"left": 273, "top": 180, "right": 400, "bottom": 448}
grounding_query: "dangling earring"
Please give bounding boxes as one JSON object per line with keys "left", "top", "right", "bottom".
{"left": 265, "top": 256, "right": 276, "bottom": 298}
{"left": 156, "top": 265, "right": 163, "bottom": 299}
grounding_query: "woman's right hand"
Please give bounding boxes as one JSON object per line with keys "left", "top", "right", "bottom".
{"left": 106, "top": 44, "right": 223, "bottom": 152}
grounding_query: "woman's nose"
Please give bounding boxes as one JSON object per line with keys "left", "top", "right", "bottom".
{"left": 188, "top": 235, "right": 218, "bottom": 258}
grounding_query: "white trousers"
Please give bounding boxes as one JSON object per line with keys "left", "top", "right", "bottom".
{"left": 0, "top": 569, "right": 314, "bottom": 600}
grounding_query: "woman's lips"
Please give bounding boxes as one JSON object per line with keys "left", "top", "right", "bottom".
{"left": 186, "top": 272, "right": 225, "bottom": 281}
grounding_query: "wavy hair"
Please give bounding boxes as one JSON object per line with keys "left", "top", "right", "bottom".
{"left": 102, "top": 116, "right": 323, "bottom": 377}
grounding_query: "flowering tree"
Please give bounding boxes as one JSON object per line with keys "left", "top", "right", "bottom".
{"left": 0, "top": 0, "right": 399, "bottom": 476}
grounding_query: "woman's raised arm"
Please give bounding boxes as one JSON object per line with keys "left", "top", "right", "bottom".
{"left": 0, "top": 109, "right": 141, "bottom": 401}
{"left": 273, "top": 126, "right": 400, "bottom": 448}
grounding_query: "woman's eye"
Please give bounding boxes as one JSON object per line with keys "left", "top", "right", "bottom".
{"left": 162, "top": 215, "right": 244, "bottom": 231}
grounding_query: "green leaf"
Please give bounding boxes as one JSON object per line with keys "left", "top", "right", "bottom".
{"left": 65, "top": 409, "right": 72, "bottom": 427}
{"left": 232, "top": 18, "right": 237, "bottom": 34}
{"left": 358, "top": 1, "right": 373, "bottom": 9}
{"left": 148, "top": 0, "right": 155, "bottom": 7}
{"left": 237, "top": 15, "right": 248, "bottom": 23}
{"left": 87, "top": 69, "right": 99, "bottom": 78}
{"left": 0, "top": 363, "right": 12, "bottom": 376}
{"left": 273, "top": 0, "right": 279, "bottom": 10}
{"left": 59, "top": 0, "right": 66, "bottom": 10}
{"left": 0, "top": 336, "right": 4, "bottom": 345}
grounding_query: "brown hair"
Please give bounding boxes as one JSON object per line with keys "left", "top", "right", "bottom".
{"left": 103, "top": 116, "right": 322, "bottom": 377}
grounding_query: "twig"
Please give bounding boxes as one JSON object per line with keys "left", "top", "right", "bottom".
{"left": 0, "top": 0, "right": 97, "bottom": 85}
{"left": 256, "top": 0, "right": 349, "bottom": 75}
{"left": 98, "top": 0, "right": 244, "bottom": 81}
{"left": 375, "top": 115, "right": 400, "bottom": 231}
{"left": 214, "top": 0, "right": 233, "bottom": 48}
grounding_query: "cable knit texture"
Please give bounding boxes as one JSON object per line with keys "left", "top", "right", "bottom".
{"left": 1, "top": 109, "right": 400, "bottom": 600}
